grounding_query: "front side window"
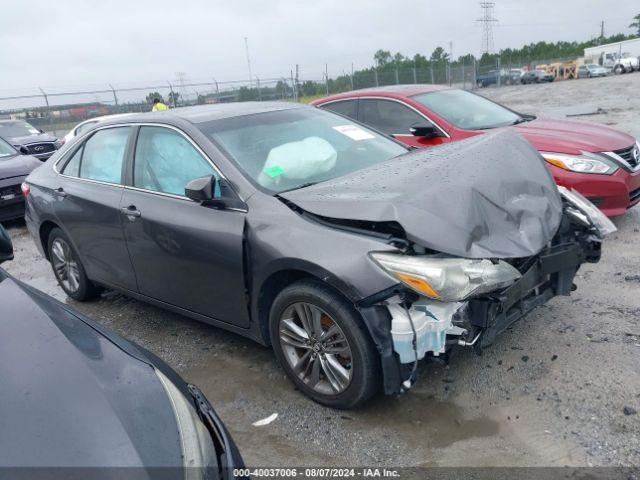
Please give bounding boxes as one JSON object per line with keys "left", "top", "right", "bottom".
{"left": 358, "top": 99, "right": 427, "bottom": 135}
{"left": 133, "top": 126, "right": 218, "bottom": 197}
{"left": 198, "top": 107, "right": 407, "bottom": 193}
{"left": 412, "top": 89, "right": 521, "bottom": 130}
{"left": 77, "top": 127, "right": 131, "bottom": 184}
{"left": 320, "top": 100, "right": 357, "bottom": 120}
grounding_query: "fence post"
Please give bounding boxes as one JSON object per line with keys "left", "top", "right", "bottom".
{"left": 412, "top": 68, "right": 417, "bottom": 83}
{"left": 325, "top": 63, "right": 329, "bottom": 95}
{"left": 374, "top": 69, "right": 379, "bottom": 87}
{"left": 167, "top": 82, "right": 176, "bottom": 107}
{"left": 462, "top": 61, "right": 466, "bottom": 89}
{"left": 38, "top": 87, "right": 50, "bottom": 117}
{"left": 350, "top": 63, "right": 355, "bottom": 90}
{"left": 395, "top": 69, "right": 399, "bottom": 84}
{"left": 496, "top": 56, "right": 501, "bottom": 88}
{"left": 256, "top": 77, "right": 262, "bottom": 101}
{"left": 429, "top": 66, "right": 434, "bottom": 84}
{"left": 472, "top": 58, "right": 477, "bottom": 90}
{"left": 108, "top": 84, "right": 118, "bottom": 107}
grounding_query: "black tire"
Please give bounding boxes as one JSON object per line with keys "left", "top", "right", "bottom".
{"left": 269, "top": 279, "right": 380, "bottom": 409}
{"left": 47, "top": 227, "right": 101, "bottom": 301}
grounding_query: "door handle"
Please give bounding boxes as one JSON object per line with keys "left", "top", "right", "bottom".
{"left": 53, "top": 187, "right": 67, "bottom": 198}
{"left": 120, "top": 206, "right": 141, "bottom": 218}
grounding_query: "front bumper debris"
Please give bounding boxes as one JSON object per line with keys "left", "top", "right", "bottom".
{"left": 359, "top": 236, "right": 600, "bottom": 395}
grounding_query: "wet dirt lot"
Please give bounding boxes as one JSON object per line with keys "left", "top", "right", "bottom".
{"left": 4, "top": 73, "right": 640, "bottom": 468}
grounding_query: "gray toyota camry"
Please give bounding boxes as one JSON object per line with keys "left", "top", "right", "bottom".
{"left": 23, "top": 102, "right": 615, "bottom": 408}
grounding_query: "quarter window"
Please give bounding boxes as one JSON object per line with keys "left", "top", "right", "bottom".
{"left": 61, "top": 146, "right": 83, "bottom": 177}
{"left": 320, "top": 100, "right": 357, "bottom": 120}
{"left": 133, "top": 126, "right": 219, "bottom": 197}
{"left": 358, "top": 99, "right": 428, "bottom": 136}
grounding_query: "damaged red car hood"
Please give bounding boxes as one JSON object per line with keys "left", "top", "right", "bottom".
{"left": 280, "top": 130, "right": 563, "bottom": 259}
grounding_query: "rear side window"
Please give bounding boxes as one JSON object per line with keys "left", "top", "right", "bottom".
{"left": 78, "top": 127, "right": 131, "bottom": 184}
{"left": 61, "top": 146, "right": 83, "bottom": 176}
{"left": 358, "top": 99, "right": 426, "bottom": 135}
{"left": 320, "top": 100, "right": 357, "bottom": 120}
{"left": 133, "top": 126, "right": 219, "bottom": 197}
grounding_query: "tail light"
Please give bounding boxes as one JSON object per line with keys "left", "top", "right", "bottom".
{"left": 21, "top": 182, "right": 30, "bottom": 197}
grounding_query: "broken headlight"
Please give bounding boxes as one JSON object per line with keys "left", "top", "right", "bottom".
{"left": 541, "top": 152, "right": 618, "bottom": 175}
{"left": 369, "top": 253, "right": 522, "bottom": 302}
{"left": 558, "top": 186, "right": 617, "bottom": 237}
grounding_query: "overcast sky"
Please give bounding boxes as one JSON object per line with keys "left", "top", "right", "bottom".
{"left": 0, "top": 0, "right": 637, "bottom": 105}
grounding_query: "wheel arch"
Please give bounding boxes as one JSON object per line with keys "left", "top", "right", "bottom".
{"left": 254, "top": 264, "right": 360, "bottom": 347}
{"left": 39, "top": 220, "right": 61, "bottom": 261}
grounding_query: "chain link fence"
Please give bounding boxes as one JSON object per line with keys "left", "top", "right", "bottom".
{"left": 0, "top": 55, "right": 580, "bottom": 136}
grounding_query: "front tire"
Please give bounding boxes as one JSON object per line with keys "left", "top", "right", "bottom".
{"left": 48, "top": 228, "right": 101, "bottom": 301}
{"left": 269, "top": 280, "right": 380, "bottom": 409}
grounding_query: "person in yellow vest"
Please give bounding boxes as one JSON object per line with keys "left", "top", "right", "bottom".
{"left": 151, "top": 98, "right": 168, "bottom": 112}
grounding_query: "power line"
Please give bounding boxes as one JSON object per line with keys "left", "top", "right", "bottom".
{"left": 477, "top": 2, "right": 498, "bottom": 55}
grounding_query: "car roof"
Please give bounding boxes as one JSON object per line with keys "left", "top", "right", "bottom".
{"left": 106, "top": 101, "right": 304, "bottom": 125}
{"left": 311, "top": 84, "right": 451, "bottom": 104}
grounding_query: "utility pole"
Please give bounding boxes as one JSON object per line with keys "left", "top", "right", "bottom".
{"left": 477, "top": 2, "right": 498, "bottom": 55}
{"left": 599, "top": 20, "right": 605, "bottom": 43}
{"left": 244, "top": 37, "right": 253, "bottom": 88}
{"left": 295, "top": 64, "right": 299, "bottom": 100}
{"left": 350, "top": 62, "right": 354, "bottom": 90}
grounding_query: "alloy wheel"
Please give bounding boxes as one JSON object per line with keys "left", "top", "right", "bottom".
{"left": 278, "top": 302, "right": 353, "bottom": 395}
{"left": 51, "top": 238, "right": 80, "bottom": 293}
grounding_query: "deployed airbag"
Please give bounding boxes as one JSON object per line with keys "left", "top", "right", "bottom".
{"left": 280, "top": 130, "right": 563, "bottom": 258}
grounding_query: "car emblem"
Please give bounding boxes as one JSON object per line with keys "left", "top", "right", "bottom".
{"left": 634, "top": 146, "right": 640, "bottom": 162}
{"left": 33, "top": 145, "right": 45, "bottom": 152}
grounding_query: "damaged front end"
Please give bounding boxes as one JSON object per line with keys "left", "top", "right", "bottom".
{"left": 358, "top": 188, "right": 615, "bottom": 395}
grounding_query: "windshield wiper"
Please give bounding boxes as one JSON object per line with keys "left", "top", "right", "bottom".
{"left": 278, "top": 182, "right": 319, "bottom": 194}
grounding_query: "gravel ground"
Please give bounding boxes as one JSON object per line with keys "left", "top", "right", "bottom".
{"left": 3, "top": 73, "right": 640, "bottom": 468}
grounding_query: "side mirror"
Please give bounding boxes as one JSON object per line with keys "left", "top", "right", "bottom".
{"left": 18, "top": 146, "right": 29, "bottom": 155}
{"left": 0, "top": 225, "right": 14, "bottom": 264}
{"left": 184, "top": 175, "right": 246, "bottom": 210}
{"left": 409, "top": 123, "right": 441, "bottom": 139}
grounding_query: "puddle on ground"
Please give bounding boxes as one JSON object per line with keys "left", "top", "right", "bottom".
{"left": 354, "top": 392, "right": 500, "bottom": 449}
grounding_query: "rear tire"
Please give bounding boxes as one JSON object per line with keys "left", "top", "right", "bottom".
{"left": 269, "top": 279, "right": 380, "bottom": 409}
{"left": 47, "top": 227, "right": 101, "bottom": 301}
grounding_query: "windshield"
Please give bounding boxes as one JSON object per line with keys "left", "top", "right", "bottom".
{"left": 412, "top": 89, "right": 521, "bottom": 130}
{"left": 587, "top": 64, "right": 600, "bottom": 69}
{"left": 0, "top": 120, "right": 40, "bottom": 138}
{"left": 198, "top": 107, "right": 407, "bottom": 193}
{"left": 0, "top": 138, "right": 17, "bottom": 158}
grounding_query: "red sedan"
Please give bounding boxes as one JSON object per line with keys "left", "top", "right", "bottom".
{"left": 312, "top": 85, "right": 640, "bottom": 217}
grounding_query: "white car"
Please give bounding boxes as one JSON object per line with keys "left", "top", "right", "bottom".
{"left": 62, "top": 113, "right": 134, "bottom": 144}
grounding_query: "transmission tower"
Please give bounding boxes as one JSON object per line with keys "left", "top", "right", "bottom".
{"left": 477, "top": 2, "right": 498, "bottom": 55}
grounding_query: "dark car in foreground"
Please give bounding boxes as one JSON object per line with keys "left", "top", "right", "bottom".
{"left": 0, "top": 119, "right": 62, "bottom": 160}
{"left": 521, "top": 69, "right": 555, "bottom": 84}
{"left": 0, "top": 225, "right": 243, "bottom": 478}
{"left": 0, "top": 137, "right": 42, "bottom": 222}
{"left": 24, "top": 103, "right": 614, "bottom": 408}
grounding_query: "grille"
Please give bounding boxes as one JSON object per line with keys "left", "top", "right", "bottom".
{"left": 26, "top": 142, "right": 55, "bottom": 155}
{"left": 614, "top": 145, "right": 639, "bottom": 169}
{"left": 630, "top": 187, "right": 640, "bottom": 204}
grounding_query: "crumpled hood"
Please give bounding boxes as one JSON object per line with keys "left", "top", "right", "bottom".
{"left": 281, "top": 130, "right": 563, "bottom": 259}
{"left": 0, "top": 154, "right": 42, "bottom": 180}
{"left": 0, "top": 276, "right": 182, "bottom": 468}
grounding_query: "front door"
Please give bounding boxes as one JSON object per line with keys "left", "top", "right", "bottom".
{"left": 120, "top": 125, "right": 249, "bottom": 327}
{"left": 53, "top": 126, "right": 138, "bottom": 291}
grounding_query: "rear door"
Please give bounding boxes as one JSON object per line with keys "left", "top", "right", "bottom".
{"left": 120, "top": 125, "right": 249, "bottom": 327}
{"left": 357, "top": 98, "right": 448, "bottom": 148}
{"left": 53, "top": 126, "right": 138, "bottom": 291}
